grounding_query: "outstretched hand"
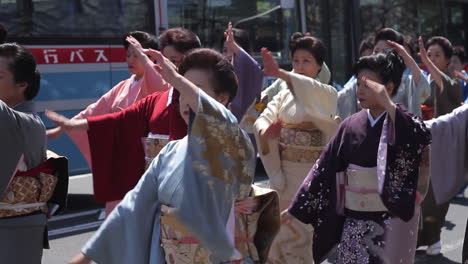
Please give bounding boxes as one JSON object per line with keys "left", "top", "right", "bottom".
{"left": 45, "top": 110, "right": 88, "bottom": 131}
{"left": 261, "top": 48, "right": 280, "bottom": 77}
{"left": 224, "top": 22, "right": 240, "bottom": 55}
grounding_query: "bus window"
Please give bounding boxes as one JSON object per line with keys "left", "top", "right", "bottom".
{"left": 166, "top": 0, "right": 300, "bottom": 65}
{"left": 2, "top": 0, "right": 154, "bottom": 44}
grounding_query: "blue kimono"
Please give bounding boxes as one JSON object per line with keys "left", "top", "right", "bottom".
{"left": 82, "top": 90, "right": 255, "bottom": 263}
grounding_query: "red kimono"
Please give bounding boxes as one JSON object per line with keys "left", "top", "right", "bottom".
{"left": 87, "top": 89, "right": 187, "bottom": 203}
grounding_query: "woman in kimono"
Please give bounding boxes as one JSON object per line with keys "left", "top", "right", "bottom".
{"left": 418, "top": 36, "right": 463, "bottom": 255}
{"left": 50, "top": 48, "right": 279, "bottom": 264}
{"left": 46, "top": 31, "right": 164, "bottom": 160}
{"left": 0, "top": 43, "right": 47, "bottom": 263}
{"left": 338, "top": 28, "right": 430, "bottom": 118}
{"left": 239, "top": 32, "right": 331, "bottom": 135}
{"left": 47, "top": 29, "right": 201, "bottom": 214}
{"left": 284, "top": 50, "right": 431, "bottom": 264}
{"left": 254, "top": 36, "right": 338, "bottom": 263}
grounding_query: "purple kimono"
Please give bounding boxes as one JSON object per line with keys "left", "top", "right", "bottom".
{"left": 288, "top": 105, "right": 431, "bottom": 264}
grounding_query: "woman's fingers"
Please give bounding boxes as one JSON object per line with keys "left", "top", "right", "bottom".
{"left": 46, "top": 127, "right": 64, "bottom": 139}
{"left": 45, "top": 110, "right": 68, "bottom": 126}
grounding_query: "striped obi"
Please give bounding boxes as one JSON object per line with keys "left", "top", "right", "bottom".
{"left": 345, "top": 167, "right": 387, "bottom": 212}
{"left": 279, "top": 122, "right": 325, "bottom": 163}
{"left": 160, "top": 205, "right": 260, "bottom": 263}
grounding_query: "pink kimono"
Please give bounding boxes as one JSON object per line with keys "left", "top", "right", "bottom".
{"left": 66, "top": 63, "right": 169, "bottom": 167}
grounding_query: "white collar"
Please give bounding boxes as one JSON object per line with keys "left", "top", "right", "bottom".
{"left": 367, "top": 109, "right": 386, "bottom": 127}
{"left": 166, "top": 88, "right": 174, "bottom": 106}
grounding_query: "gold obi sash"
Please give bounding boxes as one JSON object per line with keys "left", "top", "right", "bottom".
{"left": 142, "top": 134, "right": 169, "bottom": 170}
{"left": 159, "top": 186, "right": 280, "bottom": 263}
{"left": 0, "top": 157, "right": 59, "bottom": 218}
{"left": 279, "top": 122, "right": 324, "bottom": 163}
{"left": 345, "top": 168, "right": 388, "bottom": 212}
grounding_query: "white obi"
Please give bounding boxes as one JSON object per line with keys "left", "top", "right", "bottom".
{"left": 345, "top": 166, "right": 388, "bottom": 212}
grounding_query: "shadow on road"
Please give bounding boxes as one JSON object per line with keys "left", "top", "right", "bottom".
{"left": 414, "top": 250, "right": 460, "bottom": 264}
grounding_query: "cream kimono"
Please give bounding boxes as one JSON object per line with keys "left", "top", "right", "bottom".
{"left": 254, "top": 72, "right": 338, "bottom": 264}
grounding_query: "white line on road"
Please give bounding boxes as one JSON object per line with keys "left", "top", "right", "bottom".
{"left": 48, "top": 221, "right": 103, "bottom": 237}
{"left": 49, "top": 209, "right": 104, "bottom": 222}
{"left": 69, "top": 174, "right": 92, "bottom": 180}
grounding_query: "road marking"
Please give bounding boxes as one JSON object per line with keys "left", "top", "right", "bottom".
{"left": 49, "top": 209, "right": 103, "bottom": 222}
{"left": 48, "top": 221, "right": 103, "bottom": 237}
{"left": 69, "top": 174, "right": 92, "bottom": 180}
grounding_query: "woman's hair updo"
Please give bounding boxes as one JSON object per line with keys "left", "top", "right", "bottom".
{"left": 352, "top": 50, "right": 405, "bottom": 95}
{"left": 178, "top": 48, "right": 238, "bottom": 104}
{"left": 0, "top": 43, "right": 41, "bottom": 101}
{"left": 289, "top": 32, "right": 326, "bottom": 66}
{"left": 123, "top": 31, "right": 159, "bottom": 50}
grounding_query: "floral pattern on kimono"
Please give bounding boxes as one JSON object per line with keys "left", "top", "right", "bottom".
{"left": 288, "top": 105, "right": 431, "bottom": 263}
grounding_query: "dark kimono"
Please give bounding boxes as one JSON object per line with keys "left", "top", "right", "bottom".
{"left": 288, "top": 105, "right": 431, "bottom": 264}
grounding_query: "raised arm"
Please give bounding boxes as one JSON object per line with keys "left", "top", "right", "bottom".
{"left": 418, "top": 36, "right": 445, "bottom": 91}
{"left": 227, "top": 23, "right": 264, "bottom": 120}
{"left": 388, "top": 40, "right": 422, "bottom": 85}
{"left": 131, "top": 40, "right": 200, "bottom": 112}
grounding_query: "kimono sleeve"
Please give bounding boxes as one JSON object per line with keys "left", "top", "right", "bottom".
{"left": 140, "top": 61, "right": 170, "bottom": 96}
{"left": 261, "top": 78, "right": 285, "bottom": 103}
{"left": 66, "top": 79, "right": 129, "bottom": 166}
{"left": 424, "top": 104, "right": 468, "bottom": 204}
{"left": 379, "top": 106, "right": 431, "bottom": 221}
{"left": 82, "top": 150, "right": 165, "bottom": 264}
{"left": 86, "top": 94, "right": 159, "bottom": 203}
{"left": 0, "top": 101, "right": 24, "bottom": 195}
{"left": 288, "top": 121, "right": 347, "bottom": 262}
{"left": 230, "top": 48, "right": 264, "bottom": 121}
{"left": 441, "top": 72, "right": 463, "bottom": 105}
{"left": 175, "top": 89, "right": 255, "bottom": 260}
{"left": 337, "top": 79, "right": 359, "bottom": 119}
{"left": 288, "top": 72, "right": 337, "bottom": 119}
{"left": 253, "top": 91, "right": 285, "bottom": 191}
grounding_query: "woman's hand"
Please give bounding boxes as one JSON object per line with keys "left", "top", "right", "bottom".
{"left": 359, "top": 76, "right": 396, "bottom": 120}
{"left": 126, "top": 36, "right": 154, "bottom": 66}
{"left": 387, "top": 40, "right": 409, "bottom": 58}
{"left": 45, "top": 110, "right": 89, "bottom": 131}
{"left": 387, "top": 40, "right": 421, "bottom": 85}
{"left": 46, "top": 126, "right": 65, "bottom": 139}
{"left": 281, "top": 209, "right": 294, "bottom": 225}
{"left": 417, "top": 36, "right": 430, "bottom": 65}
{"left": 235, "top": 197, "right": 259, "bottom": 214}
{"left": 68, "top": 253, "right": 92, "bottom": 264}
{"left": 147, "top": 49, "right": 180, "bottom": 85}
{"left": 261, "top": 48, "right": 281, "bottom": 78}
{"left": 224, "top": 22, "right": 240, "bottom": 56}
{"left": 261, "top": 119, "right": 283, "bottom": 139}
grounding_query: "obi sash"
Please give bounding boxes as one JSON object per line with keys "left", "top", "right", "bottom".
{"left": 0, "top": 159, "right": 57, "bottom": 218}
{"left": 159, "top": 186, "right": 280, "bottom": 263}
{"left": 344, "top": 166, "right": 388, "bottom": 212}
{"left": 279, "top": 122, "right": 325, "bottom": 163}
{"left": 142, "top": 133, "right": 169, "bottom": 170}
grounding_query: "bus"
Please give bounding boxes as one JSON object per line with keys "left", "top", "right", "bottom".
{"left": 2, "top": 0, "right": 467, "bottom": 174}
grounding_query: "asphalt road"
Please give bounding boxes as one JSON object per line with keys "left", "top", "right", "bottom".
{"left": 43, "top": 173, "right": 467, "bottom": 264}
